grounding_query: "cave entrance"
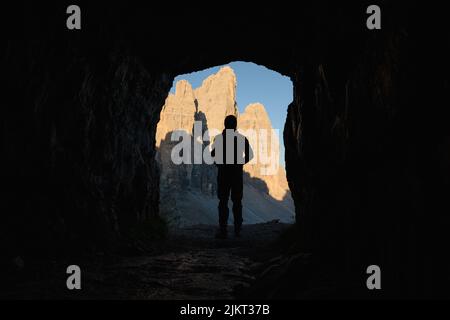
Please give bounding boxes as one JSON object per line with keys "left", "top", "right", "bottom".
{"left": 155, "top": 61, "right": 295, "bottom": 228}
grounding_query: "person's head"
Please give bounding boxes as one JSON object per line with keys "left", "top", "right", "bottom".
{"left": 224, "top": 115, "right": 237, "bottom": 130}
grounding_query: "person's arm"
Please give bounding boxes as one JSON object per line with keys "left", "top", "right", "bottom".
{"left": 244, "top": 138, "right": 254, "bottom": 164}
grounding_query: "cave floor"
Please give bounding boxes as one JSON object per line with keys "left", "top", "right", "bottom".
{"left": 3, "top": 222, "right": 291, "bottom": 300}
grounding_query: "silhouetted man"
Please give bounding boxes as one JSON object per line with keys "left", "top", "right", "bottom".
{"left": 211, "top": 115, "right": 253, "bottom": 239}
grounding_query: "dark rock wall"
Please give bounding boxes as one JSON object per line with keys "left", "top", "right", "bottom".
{"left": 284, "top": 4, "right": 450, "bottom": 296}
{"left": 2, "top": 4, "right": 173, "bottom": 256}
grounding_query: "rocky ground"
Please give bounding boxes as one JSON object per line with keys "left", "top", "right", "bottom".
{"left": 1, "top": 222, "right": 294, "bottom": 300}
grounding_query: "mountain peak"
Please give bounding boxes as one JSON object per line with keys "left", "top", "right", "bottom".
{"left": 239, "top": 103, "right": 271, "bottom": 128}
{"left": 194, "top": 67, "right": 238, "bottom": 131}
{"left": 200, "top": 66, "right": 236, "bottom": 88}
{"left": 244, "top": 103, "right": 267, "bottom": 113}
{"left": 217, "top": 66, "right": 235, "bottom": 75}
{"left": 175, "top": 79, "right": 194, "bottom": 97}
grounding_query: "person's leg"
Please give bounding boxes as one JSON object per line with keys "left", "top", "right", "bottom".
{"left": 231, "top": 172, "right": 243, "bottom": 236}
{"left": 217, "top": 170, "right": 231, "bottom": 237}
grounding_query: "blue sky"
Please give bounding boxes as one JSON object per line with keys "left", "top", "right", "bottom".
{"left": 170, "top": 61, "right": 293, "bottom": 165}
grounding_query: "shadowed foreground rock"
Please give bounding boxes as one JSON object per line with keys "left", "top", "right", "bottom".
{"left": 1, "top": 222, "right": 290, "bottom": 300}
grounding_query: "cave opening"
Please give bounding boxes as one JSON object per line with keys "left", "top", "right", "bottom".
{"left": 155, "top": 61, "right": 296, "bottom": 229}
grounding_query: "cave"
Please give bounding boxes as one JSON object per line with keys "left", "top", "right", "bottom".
{"left": 2, "top": 2, "right": 450, "bottom": 299}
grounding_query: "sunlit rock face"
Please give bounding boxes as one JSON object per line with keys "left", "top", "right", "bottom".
{"left": 194, "top": 66, "right": 238, "bottom": 133}
{"left": 156, "top": 67, "right": 294, "bottom": 226}
{"left": 156, "top": 80, "right": 197, "bottom": 193}
{"left": 238, "top": 103, "right": 290, "bottom": 201}
{"left": 155, "top": 68, "right": 238, "bottom": 193}
{"left": 156, "top": 80, "right": 197, "bottom": 147}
